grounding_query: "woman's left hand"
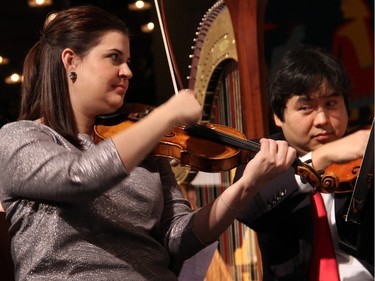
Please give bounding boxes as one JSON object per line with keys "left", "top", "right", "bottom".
{"left": 240, "top": 139, "right": 296, "bottom": 192}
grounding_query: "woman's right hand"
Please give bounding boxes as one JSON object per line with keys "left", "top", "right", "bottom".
{"left": 162, "top": 89, "right": 202, "bottom": 126}
{"left": 111, "top": 89, "right": 201, "bottom": 172}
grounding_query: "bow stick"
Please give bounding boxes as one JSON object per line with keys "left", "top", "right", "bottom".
{"left": 153, "top": 0, "right": 184, "bottom": 94}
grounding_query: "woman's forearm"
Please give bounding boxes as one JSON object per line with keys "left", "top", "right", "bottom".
{"left": 192, "top": 178, "right": 258, "bottom": 244}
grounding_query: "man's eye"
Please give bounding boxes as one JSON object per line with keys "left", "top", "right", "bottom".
{"left": 326, "top": 100, "right": 337, "bottom": 107}
{"left": 300, "top": 105, "right": 312, "bottom": 111}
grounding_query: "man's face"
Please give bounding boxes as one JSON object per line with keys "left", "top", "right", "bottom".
{"left": 274, "top": 83, "right": 348, "bottom": 156}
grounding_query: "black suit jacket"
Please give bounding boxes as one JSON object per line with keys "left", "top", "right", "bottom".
{"left": 234, "top": 133, "right": 374, "bottom": 280}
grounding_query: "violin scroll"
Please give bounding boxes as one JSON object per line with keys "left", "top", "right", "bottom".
{"left": 293, "top": 159, "right": 323, "bottom": 191}
{"left": 320, "top": 173, "right": 340, "bottom": 193}
{"left": 319, "top": 159, "right": 362, "bottom": 193}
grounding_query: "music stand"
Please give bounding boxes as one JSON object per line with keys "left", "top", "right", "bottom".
{"left": 345, "top": 119, "right": 374, "bottom": 223}
{"left": 339, "top": 119, "right": 374, "bottom": 260}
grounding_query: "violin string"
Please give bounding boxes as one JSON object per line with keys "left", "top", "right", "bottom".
{"left": 184, "top": 124, "right": 316, "bottom": 170}
{"left": 186, "top": 124, "right": 260, "bottom": 152}
{"left": 184, "top": 124, "right": 323, "bottom": 189}
{"left": 194, "top": 124, "right": 258, "bottom": 150}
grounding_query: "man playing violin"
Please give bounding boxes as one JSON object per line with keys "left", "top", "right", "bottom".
{"left": 234, "top": 45, "right": 373, "bottom": 280}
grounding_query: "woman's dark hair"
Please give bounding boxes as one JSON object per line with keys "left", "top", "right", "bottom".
{"left": 268, "top": 45, "right": 351, "bottom": 121}
{"left": 19, "top": 5, "right": 129, "bottom": 147}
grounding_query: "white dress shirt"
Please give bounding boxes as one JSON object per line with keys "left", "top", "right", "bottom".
{"left": 296, "top": 152, "right": 373, "bottom": 280}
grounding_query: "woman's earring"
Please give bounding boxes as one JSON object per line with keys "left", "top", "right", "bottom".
{"left": 69, "top": 71, "right": 77, "bottom": 82}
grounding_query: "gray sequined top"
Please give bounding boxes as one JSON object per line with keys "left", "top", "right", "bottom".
{"left": 0, "top": 121, "right": 206, "bottom": 281}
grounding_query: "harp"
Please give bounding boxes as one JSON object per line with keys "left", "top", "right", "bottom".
{"left": 185, "top": 0, "right": 269, "bottom": 280}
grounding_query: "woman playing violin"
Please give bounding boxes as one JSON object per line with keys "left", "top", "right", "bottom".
{"left": 0, "top": 6, "right": 296, "bottom": 280}
{"left": 235, "top": 46, "right": 373, "bottom": 280}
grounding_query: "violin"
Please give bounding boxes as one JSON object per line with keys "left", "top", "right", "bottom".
{"left": 319, "top": 121, "right": 374, "bottom": 194}
{"left": 94, "top": 103, "right": 322, "bottom": 189}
